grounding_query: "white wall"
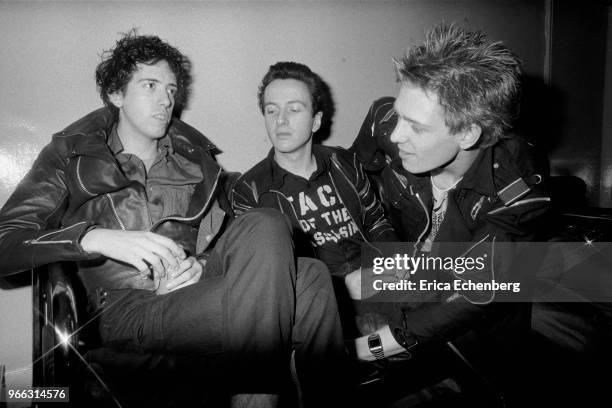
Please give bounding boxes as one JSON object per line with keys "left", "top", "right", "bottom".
{"left": 0, "top": 0, "right": 545, "bottom": 398}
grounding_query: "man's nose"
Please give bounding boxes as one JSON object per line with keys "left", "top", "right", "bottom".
{"left": 159, "top": 89, "right": 173, "bottom": 108}
{"left": 390, "top": 123, "right": 404, "bottom": 144}
{"left": 276, "top": 110, "right": 288, "bottom": 125}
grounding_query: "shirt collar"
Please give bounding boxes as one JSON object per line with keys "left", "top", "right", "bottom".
{"left": 107, "top": 124, "right": 174, "bottom": 157}
{"left": 263, "top": 147, "right": 326, "bottom": 193}
{"left": 268, "top": 146, "right": 328, "bottom": 182}
{"left": 107, "top": 124, "right": 123, "bottom": 155}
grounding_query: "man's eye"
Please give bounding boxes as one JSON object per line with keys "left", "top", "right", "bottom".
{"left": 265, "top": 108, "right": 277, "bottom": 115}
{"left": 289, "top": 105, "right": 302, "bottom": 112}
{"left": 144, "top": 82, "right": 156, "bottom": 90}
{"left": 411, "top": 124, "right": 424, "bottom": 134}
{"left": 167, "top": 88, "right": 177, "bottom": 97}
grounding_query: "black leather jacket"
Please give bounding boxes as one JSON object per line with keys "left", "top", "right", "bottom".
{"left": 0, "top": 108, "right": 231, "bottom": 296}
{"left": 351, "top": 97, "right": 552, "bottom": 375}
{"left": 232, "top": 145, "right": 397, "bottom": 250}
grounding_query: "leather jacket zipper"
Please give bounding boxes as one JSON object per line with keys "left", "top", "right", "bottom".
{"left": 73, "top": 150, "right": 124, "bottom": 189}
{"left": 75, "top": 156, "right": 96, "bottom": 197}
{"left": 142, "top": 184, "right": 154, "bottom": 228}
{"left": 74, "top": 153, "right": 130, "bottom": 230}
{"left": 24, "top": 221, "right": 88, "bottom": 245}
{"left": 105, "top": 194, "right": 126, "bottom": 230}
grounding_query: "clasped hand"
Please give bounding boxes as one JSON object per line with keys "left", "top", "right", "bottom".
{"left": 81, "top": 228, "right": 203, "bottom": 294}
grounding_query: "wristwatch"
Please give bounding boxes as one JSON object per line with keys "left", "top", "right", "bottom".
{"left": 367, "top": 333, "right": 385, "bottom": 360}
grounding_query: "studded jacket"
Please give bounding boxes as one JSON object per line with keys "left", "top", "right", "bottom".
{"left": 0, "top": 108, "right": 232, "bottom": 296}
{"left": 351, "top": 97, "right": 552, "bottom": 369}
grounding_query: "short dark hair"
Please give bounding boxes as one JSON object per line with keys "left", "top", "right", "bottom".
{"left": 95, "top": 29, "right": 192, "bottom": 116}
{"left": 396, "top": 23, "right": 522, "bottom": 147}
{"left": 257, "top": 61, "right": 324, "bottom": 116}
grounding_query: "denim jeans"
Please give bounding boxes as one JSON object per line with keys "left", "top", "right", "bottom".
{"left": 97, "top": 208, "right": 345, "bottom": 397}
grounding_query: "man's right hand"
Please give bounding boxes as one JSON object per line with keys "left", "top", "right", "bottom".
{"left": 80, "top": 228, "right": 186, "bottom": 277}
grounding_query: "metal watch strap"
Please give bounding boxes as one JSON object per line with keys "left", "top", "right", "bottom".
{"left": 368, "top": 333, "right": 385, "bottom": 359}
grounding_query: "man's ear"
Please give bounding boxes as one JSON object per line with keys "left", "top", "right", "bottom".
{"left": 108, "top": 91, "right": 124, "bottom": 109}
{"left": 312, "top": 111, "right": 323, "bottom": 133}
{"left": 458, "top": 124, "right": 482, "bottom": 150}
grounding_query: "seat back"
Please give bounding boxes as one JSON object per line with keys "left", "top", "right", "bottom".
{"left": 32, "top": 262, "right": 85, "bottom": 389}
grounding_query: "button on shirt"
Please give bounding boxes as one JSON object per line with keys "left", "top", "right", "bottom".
{"left": 108, "top": 126, "right": 203, "bottom": 225}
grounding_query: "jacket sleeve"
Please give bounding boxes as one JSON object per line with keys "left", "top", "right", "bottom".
{"left": 353, "top": 154, "right": 398, "bottom": 242}
{"left": 230, "top": 176, "right": 260, "bottom": 216}
{"left": 0, "top": 140, "right": 98, "bottom": 276}
{"left": 349, "top": 97, "right": 395, "bottom": 173}
{"left": 394, "top": 191, "right": 550, "bottom": 347}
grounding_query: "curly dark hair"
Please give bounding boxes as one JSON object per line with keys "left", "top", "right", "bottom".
{"left": 95, "top": 29, "right": 192, "bottom": 115}
{"left": 396, "top": 23, "right": 522, "bottom": 147}
{"left": 257, "top": 61, "right": 325, "bottom": 116}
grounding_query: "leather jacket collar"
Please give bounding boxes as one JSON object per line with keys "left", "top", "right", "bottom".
{"left": 55, "top": 107, "right": 217, "bottom": 155}
{"left": 397, "top": 143, "right": 500, "bottom": 201}
{"left": 54, "top": 107, "right": 222, "bottom": 221}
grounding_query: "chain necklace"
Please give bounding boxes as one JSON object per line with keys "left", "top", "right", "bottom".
{"left": 430, "top": 175, "right": 463, "bottom": 211}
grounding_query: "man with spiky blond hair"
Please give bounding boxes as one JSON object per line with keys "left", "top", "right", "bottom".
{"left": 350, "top": 23, "right": 550, "bottom": 406}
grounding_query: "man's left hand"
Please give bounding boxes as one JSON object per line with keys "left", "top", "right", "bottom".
{"left": 155, "top": 256, "right": 204, "bottom": 295}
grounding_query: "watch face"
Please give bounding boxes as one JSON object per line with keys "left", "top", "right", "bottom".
{"left": 368, "top": 336, "right": 382, "bottom": 349}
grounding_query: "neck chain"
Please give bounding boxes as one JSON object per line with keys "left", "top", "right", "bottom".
{"left": 430, "top": 175, "right": 463, "bottom": 212}
{"left": 430, "top": 174, "right": 463, "bottom": 192}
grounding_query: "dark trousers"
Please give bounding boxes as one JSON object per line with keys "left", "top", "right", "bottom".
{"left": 97, "top": 208, "right": 345, "bottom": 398}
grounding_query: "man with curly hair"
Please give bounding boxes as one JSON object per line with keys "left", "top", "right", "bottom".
{"left": 0, "top": 31, "right": 344, "bottom": 407}
{"left": 350, "top": 23, "right": 550, "bottom": 406}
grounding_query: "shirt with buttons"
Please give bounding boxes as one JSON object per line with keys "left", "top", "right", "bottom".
{"left": 108, "top": 125, "right": 203, "bottom": 225}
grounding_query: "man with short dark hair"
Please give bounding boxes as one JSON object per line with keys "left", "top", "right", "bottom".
{"left": 0, "top": 31, "right": 343, "bottom": 407}
{"left": 350, "top": 23, "right": 550, "bottom": 405}
{"left": 232, "top": 61, "right": 397, "bottom": 337}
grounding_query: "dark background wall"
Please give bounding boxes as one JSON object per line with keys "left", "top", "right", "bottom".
{"left": 541, "top": 0, "right": 610, "bottom": 206}
{"left": 603, "top": 5, "right": 612, "bottom": 207}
